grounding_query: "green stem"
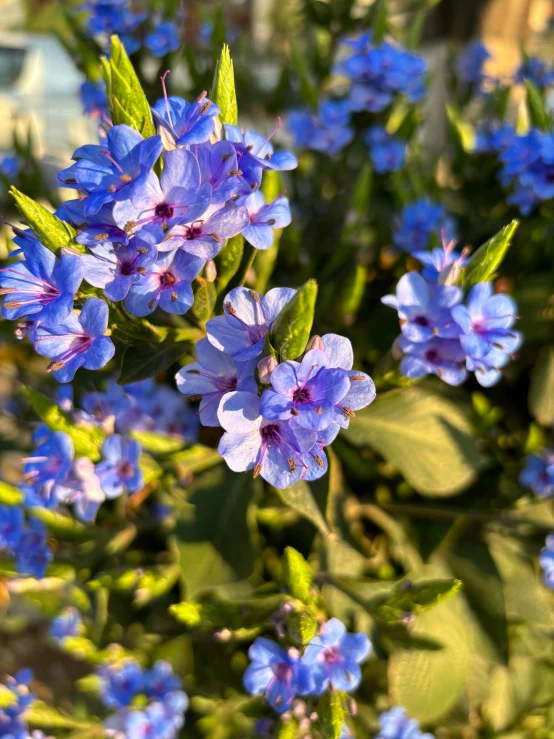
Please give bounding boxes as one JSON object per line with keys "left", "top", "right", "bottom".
{"left": 234, "top": 244, "right": 257, "bottom": 288}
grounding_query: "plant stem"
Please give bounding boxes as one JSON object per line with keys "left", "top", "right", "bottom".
{"left": 235, "top": 244, "right": 257, "bottom": 288}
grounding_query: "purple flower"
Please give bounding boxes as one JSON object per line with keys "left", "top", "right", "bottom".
{"left": 80, "top": 79, "right": 109, "bottom": 119}
{"left": 302, "top": 618, "right": 371, "bottom": 694}
{"left": 0, "top": 154, "right": 21, "bottom": 178}
{"left": 113, "top": 148, "right": 212, "bottom": 242}
{"left": 34, "top": 298, "right": 116, "bottom": 383}
{"left": 124, "top": 249, "right": 204, "bottom": 316}
{"left": 195, "top": 140, "right": 244, "bottom": 204}
{"left": 259, "top": 349, "right": 351, "bottom": 431}
{"left": 239, "top": 192, "right": 292, "bottom": 250}
{"left": 23, "top": 430, "right": 74, "bottom": 493}
{"left": 0, "top": 239, "right": 84, "bottom": 325}
{"left": 55, "top": 457, "right": 105, "bottom": 522}
{"left": 413, "top": 246, "right": 467, "bottom": 284}
{"left": 365, "top": 126, "right": 406, "bottom": 173}
{"left": 456, "top": 41, "right": 491, "bottom": 92}
{"left": 398, "top": 336, "right": 467, "bottom": 386}
{"left": 175, "top": 338, "right": 257, "bottom": 426}
{"left": 98, "top": 660, "right": 145, "bottom": 709}
{"left": 382, "top": 272, "right": 462, "bottom": 342}
{"left": 515, "top": 57, "right": 554, "bottom": 88}
{"left": 0, "top": 504, "right": 24, "bottom": 551}
{"left": 243, "top": 638, "right": 314, "bottom": 714}
{"left": 146, "top": 21, "right": 181, "bottom": 57}
{"left": 60, "top": 125, "right": 163, "bottom": 217}
{"left": 16, "top": 517, "right": 53, "bottom": 578}
{"left": 62, "top": 199, "right": 128, "bottom": 249}
{"left": 152, "top": 93, "right": 221, "bottom": 148}
{"left": 393, "top": 200, "right": 451, "bottom": 254}
{"left": 377, "top": 706, "right": 434, "bottom": 739}
{"left": 81, "top": 236, "right": 158, "bottom": 301}
{"left": 206, "top": 287, "right": 296, "bottom": 362}
{"left": 144, "top": 661, "right": 182, "bottom": 700}
{"left": 161, "top": 203, "right": 250, "bottom": 259}
{"left": 0, "top": 669, "right": 35, "bottom": 738}
{"left": 218, "top": 391, "right": 319, "bottom": 488}
{"left": 49, "top": 607, "right": 82, "bottom": 643}
{"left": 95, "top": 435, "right": 143, "bottom": 498}
{"left": 520, "top": 451, "right": 554, "bottom": 498}
{"left": 539, "top": 534, "right": 554, "bottom": 590}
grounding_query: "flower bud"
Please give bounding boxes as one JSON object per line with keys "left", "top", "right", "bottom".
{"left": 305, "top": 335, "right": 324, "bottom": 352}
{"left": 204, "top": 259, "right": 217, "bottom": 283}
{"left": 258, "top": 355, "right": 278, "bottom": 384}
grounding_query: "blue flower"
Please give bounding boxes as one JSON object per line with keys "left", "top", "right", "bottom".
{"left": 16, "top": 518, "right": 53, "bottom": 578}
{"left": 243, "top": 637, "right": 314, "bottom": 714}
{"left": 98, "top": 660, "right": 145, "bottom": 709}
{"left": 382, "top": 272, "right": 462, "bottom": 342}
{"left": 0, "top": 238, "right": 84, "bottom": 325}
{"left": 55, "top": 457, "right": 105, "bottom": 523}
{"left": 161, "top": 203, "right": 250, "bottom": 259}
{"left": 113, "top": 148, "right": 212, "bottom": 242}
{"left": 539, "top": 534, "right": 554, "bottom": 590}
{"left": 80, "top": 80, "right": 109, "bottom": 119}
{"left": 206, "top": 286, "right": 296, "bottom": 362}
{"left": 365, "top": 126, "right": 406, "bottom": 173}
{"left": 195, "top": 140, "right": 244, "bottom": 204}
{"left": 61, "top": 199, "right": 128, "bottom": 249}
{"left": 520, "top": 451, "right": 554, "bottom": 498}
{"left": 49, "top": 607, "right": 82, "bottom": 643}
{"left": 288, "top": 102, "right": 354, "bottom": 156}
{"left": 0, "top": 669, "right": 36, "bottom": 738}
{"left": 124, "top": 249, "right": 204, "bottom": 317}
{"left": 413, "top": 247, "right": 468, "bottom": 284}
{"left": 259, "top": 349, "right": 351, "bottom": 432}
{"left": 152, "top": 93, "right": 220, "bottom": 148}
{"left": 393, "top": 200, "right": 449, "bottom": 254}
{"left": 95, "top": 434, "right": 143, "bottom": 498}
{"left": 176, "top": 338, "right": 257, "bottom": 426}
{"left": 146, "top": 21, "right": 181, "bottom": 57}
{"left": 515, "top": 57, "right": 554, "bottom": 88}
{"left": 217, "top": 391, "right": 318, "bottom": 489}
{"left": 377, "top": 707, "right": 434, "bottom": 739}
{"left": 239, "top": 191, "right": 292, "bottom": 250}
{"left": 398, "top": 337, "right": 467, "bottom": 386}
{"left": 0, "top": 154, "right": 21, "bottom": 178}
{"left": 456, "top": 41, "right": 491, "bottom": 92}
{"left": 144, "top": 661, "right": 182, "bottom": 700}
{"left": 60, "top": 125, "right": 163, "bottom": 217}
{"left": 81, "top": 236, "right": 158, "bottom": 301}
{"left": 302, "top": 618, "right": 371, "bottom": 694}
{"left": 0, "top": 504, "right": 24, "bottom": 552}
{"left": 23, "top": 430, "right": 74, "bottom": 494}
{"left": 34, "top": 298, "right": 115, "bottom": 383}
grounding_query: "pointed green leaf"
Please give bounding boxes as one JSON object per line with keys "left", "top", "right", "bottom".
{"left": 462, "top": 220, "right": 519, "bottom": 286}
{"left": 318, "top": 691, "right": 348, "bottom": 739}
{"left": 277, "top": 480, "right": 329, "bottom": 535}
{"left": 10, "top": 188, "right": 81, "bottom": 253}
{"left": 191, "top": 281, "right": 217, "bottom": 325}
{"left": 215, "top": 234, "right": 244, "bottom": 294}
{"left": 210, "top": 44, "right": 238, "bottom": 126}
{"left": 446, "top": 104, "right": 475, "bottom": 153}
{"left": 0, "top": 482, "right": 24, "bottom": 506}
{"left": 26, "top": 702, "right": 98, "bottom": 731}
{"left": 286, "top": 609, "right": 318, "bottom": 645}
{"left": 367, "top": 578, "right": 462, "bottom": 622}
{"left": 525, "top": 79, "right": 552, "bottom": 131}
{"left": 130, "top": 430, "right": 185, "bottom": 454}
{"left": 529, "top": 346, "right": 554, "bottom": 426}
{"left": 118, "top": 342, "right": 186, "bottom": 384}
{"left": 103, "top": 36, "right": 155, "bottom": 138}
{"left": 270, "top": 279, "right": 318, "bottom": 360}
{"left": 23, "top": 386, "right": 104, "bottom": 461}
{"left": 282, "top": 547, "right": 313, "bottom": 602}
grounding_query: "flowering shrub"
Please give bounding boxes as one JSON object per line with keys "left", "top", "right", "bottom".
{"left": 1, "top": 1, "right": 554, "bottom": 738}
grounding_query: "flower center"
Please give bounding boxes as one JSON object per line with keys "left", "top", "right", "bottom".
{"left": 261, "top": 425, "right": 280, "bottom": 444}
{"left": 119, "top": 261, "right": 135, "bottom": 276}
{"left": 293, "top": 387, "right": 311, "bottom": 404}
{"left": 274, "top": 662, "right": 292, "bottom": 682}
{"left": 155, "top": 203, "right": 174, "bottom": 220}
{"left": 425, "top": 349, "right": 440, "bottom": 364}
{"left": 414, "top": 315, "right": 429, "bottom": 327}
{"left": 216, "top": 376, "right": 237, "bottom": 392}
{"left": 184, "top": 223, "right": 203, "bottom": 240}
{"left": 323, "top": 646, "right": 341, "bottom": 664}
{"left": 160, "top": 272, "right": 176, "bottom": 287}
{"left": 118, "top": 461, "right": 134, "bottom": 478}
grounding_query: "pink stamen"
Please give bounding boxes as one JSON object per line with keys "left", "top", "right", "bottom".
{"left": 161, "top": 70, "right": 174, "bottom": 129}
{"left": 255, "top": 117, "right": 283, "bottom": 155}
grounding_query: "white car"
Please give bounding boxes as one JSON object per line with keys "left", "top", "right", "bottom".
{"left": 0, "top": 32, "right": 97, "bottom": 168}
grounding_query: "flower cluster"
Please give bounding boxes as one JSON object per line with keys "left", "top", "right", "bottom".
{"left": 176, "top": 287, "right": 376, "bottom": 488}
{"left": 0, "top": 669, "right": 36, "bottom": 738}
{"left": 515, "top": 56, "right": 554, "bottom": 89}
{"left": 80, "top": 0, "right": 146, "bottom": 55}
{"left": 0, "top": 505, "right": 52, "bottom": 579}
{"left": 244, "top": 618, "right": 371, "bottom": 714}
{"left": 392, "top": 199, "right": 455, "bottom": 254}
{"left": 98, "top": 659, "right": 188, "bottom": 739}
{"left": 1, "top": 86, "right": 297, "bottom": 383}
{"left": 539, "top": 534, "right": 554, "bottom": 590}
{"left": 383, "top": 244, "right": 521, "bottom": 387}
{"left": 455, "top": 41, "right": 491, "bottom": 94}
{"left": 520, "top": 448, "right": 554, "bottom": 498}
{"left": 288, "top": 33, "right": 424, "bottom": 163}
{"left": 376, "top": 706, "right": 434, "bottom": 739}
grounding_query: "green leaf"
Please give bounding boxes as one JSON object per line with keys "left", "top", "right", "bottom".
{"left": 111, "top": 318, "right": 166, "bottom": 345}
{"left": 118, "top": 342, "right": 185, "bottom": 384}
{"left": 286, "top": 609, "right": 318, "bottom": 645}
{"left": 344, "top": 387, "right": 484, "bottom": 496}
{"left": 290, "top": 39, "right": 318, "bottom": 109}
{"left": 371, "top": 0, "right": 389, "bottom": 43}
{"left": 170, "top": 594, "right": 283, "bottom": 631}
{"left": 529, "top": 346, "right": 554, "bottom": 426}
{"left": 215, "top": 234, "right": 244, "bottom": 294}
{"left": 191, "top": 281, "right": 217, "bottom": 325}
{"left": 170, "top": 445, "right": 223, "bottom": 476}
{"left": 524, "top": 79, "right": 552, "bottom": 131}
{"left": 282, "top": 547, "right": 313, "bottom": 602}
{"left": 277, "top": 480, "right": 329, "bottom": 535}
{"left": 446, "top": 104, "right": 475, "bottom": 153}
{"left": 175, "top": 466, "right": 256, "bottom": 596}
{"left": 10, "top": 188, "right": 81, "bottom": 253}
{"left": 270, "top": 279, "right": 318, "bottom": 360}
{"left": 461, "top": 220, "right": 519, "bottom": 286}
{"left": 210, "top": 44, "right": 238, "bottom": 126}
{"left": 102, "top": 36, "right": 155, "bottom": 138}
{"left": 27, "top": 702, "right": 98, "bottom": 731}
{"left": 0, "top": 481, "right": 24, "bottom": 506}
{"left": 23, "top": 386, "right": 104, "bottom": 461}
{"left": 130, "top": 430, "right": 185, "bottom": 454}
{"left": 367, "top": 578, "right": 462, "bottom": 622}
{"left": 29, "top": 508, "right": 86, "bottom": 539}
{"left": 318, "top": 690, "right": 348, "bottom": 739}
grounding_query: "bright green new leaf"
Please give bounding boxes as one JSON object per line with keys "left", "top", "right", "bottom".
{"left": 28, "top": 508, "right": 86, "bottom": 539}
{"left": 102, "top": 36, "right": 155, "bottom": 138}
{"left": 286, "top": 609, "right": 318, "bottom": 645}
{"left": 215, "top": 234, "right": 244, "bottom": 294}
{"left": 10, "top": 188, "right": 82, "bottom": 253}
{"left": 462, "top": 220, "right": 519, "bottom": 286}
{"left": 23, "top": 386, "right": 104, "bottom": 461}
{"left": 0, "top": 481, "right": 24, "bottom": 506}
{"left": 318, "top": 691, "right": 348, "bottom": 739}
{"left": 26, "top": 702, "right": 99, "bottom": 731}
{"left": 170, "top": 594, "right": 283, "bottom": 631}
{"left": 270, "top": 279, "right": 318, "bottom": 360}
{"left": 210, "top": 44, "right": 238, "bottom": 126}
{"left": 446, "top": 104, "right": 475, "bottom": 153}
{"left": 529, "top": 346, "right": 554, "bottom": 426}
{"left": 367, "top": 578, "right": 462, "bottom": 622}
{"left": 282, "top": 546, "right": 313, "bottom": 602}
{"left": 130, "top": 431, "right": 185, "bottom": 454}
